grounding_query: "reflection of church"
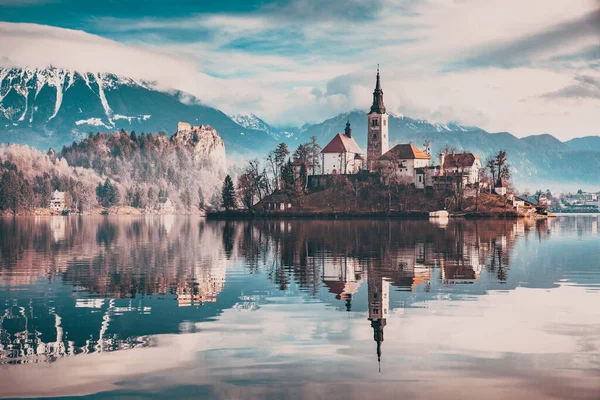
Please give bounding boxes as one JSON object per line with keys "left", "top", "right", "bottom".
{"left": 319, "top": 237, "right": 501, "bottom": 367}
{"left": 368, "top": 266, "right": 389, "bottom": 369}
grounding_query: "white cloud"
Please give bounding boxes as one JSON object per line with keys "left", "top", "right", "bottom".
{"left": 1, "top": 0, "right": 599, "bottom": 139}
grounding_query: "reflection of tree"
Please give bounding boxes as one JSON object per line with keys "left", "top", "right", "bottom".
{"left": 96, "top": 219, "right": 118, "bottom": 247}
{"left": 221, "top": 221, "right": 235, "bottom": 259}
{"left": 0, "top": 216, "right": 559, "bottom": 365}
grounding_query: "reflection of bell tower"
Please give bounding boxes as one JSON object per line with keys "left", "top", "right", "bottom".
{"left": 368, "top": 268, "right": 389, "bottom": 370}
{"left": 367, "top": 65, "right": 389, "bottom": 171}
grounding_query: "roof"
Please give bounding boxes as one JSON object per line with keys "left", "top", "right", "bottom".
{"left": 51, "top": 190, "right": 65, "bottom": 200}
{"left": 443, "top": 153, "right": 479, "bottom": 169}
{"left": 291, "top": 158, "right": 314, "bottom": 167}
{"left": 379, "top": 143, "right": 431, "bottom": 160}
{"left": 321, "top": 134, "right": 363, "bottom": 154}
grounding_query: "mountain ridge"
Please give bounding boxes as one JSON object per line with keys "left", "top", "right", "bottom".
{"left": 1, "top": 66, "right": 599, "bottom": 188}
{"left": 0, "top": 66, "right": 277, "bottom": 153}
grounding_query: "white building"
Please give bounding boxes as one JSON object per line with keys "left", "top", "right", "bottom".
{"left": 440, "top": 152, "right": 482, "bottom": 186}
{"left": 376, "top": 143, "right": 431, "bottom": 185}
{"left": 321, "top": 121, "right": 364, "bottom": 175}
{"left": 49, "top": 190, "right": 66, "bottom": 211}
{"left": 177, "top": 121, "right": 191, "bottom": 132}
{"left": 156, "top": 197, "right": 175, "bottom": 212}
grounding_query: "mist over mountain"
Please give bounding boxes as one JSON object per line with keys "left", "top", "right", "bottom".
{"left": 1, "top": 67, "right": 599, "bottom": 189}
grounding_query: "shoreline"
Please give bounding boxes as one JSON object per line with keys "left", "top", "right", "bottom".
{"left": 206, "top": 210, "right": 525, "bottom": 220}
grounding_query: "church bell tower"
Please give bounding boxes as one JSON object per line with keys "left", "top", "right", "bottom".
{"left": 367, "top": 66, "right": 389, "bottom": 171}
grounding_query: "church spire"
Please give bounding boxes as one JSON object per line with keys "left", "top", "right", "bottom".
{"left": 371, "top": 318, "right": 386, "bottom": 370}
{"left": 344, "top": 119, "right": 352, "bottom": 138}
{"left": 370, "top": 65, "right": 386, "bottom": 114}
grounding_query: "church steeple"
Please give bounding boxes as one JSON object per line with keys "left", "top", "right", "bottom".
{"left": 366, "top": 65, "right": 389, "bottom": 171}
{"left": 370, "top": 65, "right": 386, "bottom": 114}
{"left": 344, "top": 119, "right": 352, "bottom": 138}
{"left": 371, "top": 318, "right": 386, "bottom": 368}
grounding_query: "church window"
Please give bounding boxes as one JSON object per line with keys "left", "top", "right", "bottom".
{"left": 373, "top": 292, "right": 378, "bottom": 299}
{"left": 373, "top": 308, "right": 379, "bottom": 314}
{"left": 371, "top": 119, "right": 378, "bottom": 127}
{"left": 372, "top": 134, "right": 377, "bottom": 140}
{"left": 383, "top": 120, "right": 386, "bottom": 126}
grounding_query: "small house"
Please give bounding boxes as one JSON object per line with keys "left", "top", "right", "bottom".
{"left": 156, "top": 197, "right": 175, "bottom": 212}
{"left": 376, "top": 143, "right": 431, "bottom": 185}
{"left": 49, "top": 190, "right": 66, "bottom": 211}
{"left": 440, "top": 152, "right": 482, "bottom": 186}
{"left": 494, "top": 179, "right": 508, "bottom": 196}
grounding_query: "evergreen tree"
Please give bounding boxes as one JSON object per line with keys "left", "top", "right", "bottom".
{"left": 221, "top": 175, "right": 236, "bottom": 211}
{"left": 0, "top": 171, "right": 20, "bottom": 213}
{"left": 281, "top": 159, "right": 295, "bottom": 189}
{"left": 299, "top": 163, "right": 308, "bottom": 191}
{"left": 96, "top": 178, "right": 120, "bottom": 207}
{"left": 180, "top": 188, "right": 192, "bottom": 209}
{"left": 210, "top": 192, "right": 221, "bottom": 211}
{"left": 198, "top": 186, "right": 205, "bottom": 209}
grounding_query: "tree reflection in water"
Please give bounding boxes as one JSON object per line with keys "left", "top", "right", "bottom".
{"left": 0, "top": 215, "right": 577, "bottom": 365}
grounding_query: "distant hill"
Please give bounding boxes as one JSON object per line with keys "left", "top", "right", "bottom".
{"left": 0, "top": 67, "right": 277, "bottom": 153}
{"left": 565, "top": 136, "right": 600, "bottom": 152}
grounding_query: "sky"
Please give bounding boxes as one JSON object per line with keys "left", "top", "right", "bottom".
{"left": 0, "top": 0, "right": 599, "bottom": 139}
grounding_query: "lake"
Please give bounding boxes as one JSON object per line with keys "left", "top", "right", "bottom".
{"left": 0, "top": 216, "right": 599, "bottom": 399}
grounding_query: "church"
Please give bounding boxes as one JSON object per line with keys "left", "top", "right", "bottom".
{"left": 320, "top": 68, "right": 431, "bottom": 178}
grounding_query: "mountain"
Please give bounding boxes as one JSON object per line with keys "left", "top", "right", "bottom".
{"left": 565, "top": 136, "right": 600, "bottom": 152}
{"left": 230, "top": 112, "right": 298, "bottom": 141}
{"left": 292, "top": 111, "right": 481, "bottom": 147}
{"left": 293, "top": 111, "right": 600, "bottom": 188}
{"left": 1, "top": 67, "right": 599, "bottom": 189}
{"left": 0, "top": 67, "right": 277, "bottom": 153}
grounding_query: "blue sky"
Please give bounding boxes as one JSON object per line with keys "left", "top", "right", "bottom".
{"left": 0, "top": 0, "right": 599, "bottom": 138}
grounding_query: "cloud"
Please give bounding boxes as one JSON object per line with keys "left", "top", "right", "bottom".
{"left": 542, "top": 75, "right": 600, "bottom": 99}
{"left": 456, "top": 8, "right": 600, "bottom": 68}
{"left": 1, "top": 0, "right": 599, "bottom": 140}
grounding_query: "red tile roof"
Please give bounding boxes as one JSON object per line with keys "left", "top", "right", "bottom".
{"left": 321, "top": 134, "right": 363, "bottom": 154}
{"left": 379, "top": 143, "right": 431, "bottom": 160}
{"left": 443, "top": 153, "right": 479, "bottom": 169}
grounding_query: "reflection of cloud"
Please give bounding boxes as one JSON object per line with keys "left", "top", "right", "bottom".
{"left": 1, "top": 284, "right": 598, "bottom": 399}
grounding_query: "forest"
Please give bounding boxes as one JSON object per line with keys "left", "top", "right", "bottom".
{"left": 0, "top": 128, "right": 226, "bottom": 214}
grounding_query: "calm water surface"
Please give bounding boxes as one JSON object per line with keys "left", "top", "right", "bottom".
{"left": 0, "top": 216, "right": 599, "bottom": 399}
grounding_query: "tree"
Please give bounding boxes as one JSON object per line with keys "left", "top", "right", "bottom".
{"left": 299, "top": 163, "right": 308, "bottom": 191}
{"left": 180, "top": 188, "right": 192, "bottom": 210}
{"left": 308, "top": 136, "right": 322, "bottom": 175}
{"left": 221, "top": 175, "right": 236, "bottom": 211}
{"left": 0, "top": 171, "right": 21, "bottom": 213}
{"left": 210, "top": 192, "right": 221, "bottom": 211}
{"left": 293, "top": 144, "right": 310, "bottom": 163}
{"left": 198, "top": 186, "right": 205, "bottom": 209}
{"left": 147, "top": 186, "right": 157, "bottom": 208}
{"left": 268, "top": 143, "right": 290, "bottom": 189}
{"left": 96, "top": 178, "right": 120, "bottom": 207}
{"left": 237, "top": 172, "right": 256, "bottom": 209}
{"left": 281, "top": 159, "right": 295, "bottom": 190}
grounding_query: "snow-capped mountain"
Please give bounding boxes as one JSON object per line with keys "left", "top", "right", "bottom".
{"left": 229, "top": 112, "right": 298, "bottom": 141}
{"left": 0, "top": 67, "right": 277, "bottom": 152}
{"left": 294, "top": 110, "right": 482, "bottom": 147}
